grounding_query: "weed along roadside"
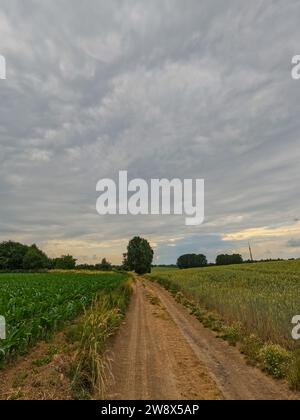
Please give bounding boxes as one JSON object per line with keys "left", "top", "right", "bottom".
{"left": 69, "top": 278, "right": 133, "bottom": 399}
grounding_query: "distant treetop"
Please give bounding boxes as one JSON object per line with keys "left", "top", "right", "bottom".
{"left": 177, "top": 254, "right": 207, "bottom": 269}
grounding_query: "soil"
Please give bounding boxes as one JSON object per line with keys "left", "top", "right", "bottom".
{"left": 0, "top": 329, "right": 74, "bottom": 400}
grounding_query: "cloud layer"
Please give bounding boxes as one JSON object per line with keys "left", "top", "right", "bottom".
{"left": 1, "top": 0, "right": 300, "bottom": 263}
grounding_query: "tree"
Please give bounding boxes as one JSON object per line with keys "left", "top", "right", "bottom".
{"left": 0, "top": 241, "right": 29, "bottom": 270}
{"left": 97, "top": 258, "right": 112, "bottom": 271}
{"left": 177, "top": 254, "right": 207, "bottom": 269}
{"left": 216, "top": 254, "right": 243, "bottom": 266}
{"left": 53, "top": 255, "right": 77, "bottom": 270}
{"left": 23, "top": 245, "right": 49, "bottom": 270}
{"left": 122, "top": 253, "right": 130, "bottom": 271}
{"left": 125, "top": 237, "right": 154, "bottom": 275}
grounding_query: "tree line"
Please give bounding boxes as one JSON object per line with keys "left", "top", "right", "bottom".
{"left": 0, "top": 241, "right": 114, "bottom": 272}
{"left": 0, "top": 237, "right": 154, "bottom": 274}
{"left": 0, "top": 241, "right": 77, "bottom": 271}
{"left": 177, "top": 253, "right": 244, "bottom": 269}
{"left": 0, "top": 237, "right": 246, "bottom": 274}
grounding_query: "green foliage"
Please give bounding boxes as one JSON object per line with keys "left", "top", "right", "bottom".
{"left": 22, "top": 245, "right": 49, "bottom": 270}
{"left": 122, "top": 253, "right": 130, "bottom": 271}
{"left": 70, "top": 282, "right": 132, "bottom": 399}
{"left": 240, "top": 335, "right": 264, "bottom": 365}
{"left": 216, "top": 254, "right": 243, "bottom": 266}
{"left": 220, "top": 323, "right": 243, "bottom": 347}
{"left": 53, "top": 255, "right": 77, "bottom": 270}
{"left": 97, "top": 258, "right": 112, "bottom": 272}
{"left": 0, "top": 241, "right": 29, "bottom": 270}
{"left": 124, "top": 237, "right": 154, "bottom": 275}
{"left": 177, "top": 254, "right": 207, "bottom": 269}
{"left": 259, "top": 344, "right": 291, "bottom": 379}
{"left": 0, "top": 272, "right": 128, "bottom": 367}
{"left": 0, "top": 241, "right": 67, "bottom": 271}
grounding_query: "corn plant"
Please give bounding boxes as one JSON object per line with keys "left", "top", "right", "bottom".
{"left": 0, "top": 272, "right": 129, "bottom": 366}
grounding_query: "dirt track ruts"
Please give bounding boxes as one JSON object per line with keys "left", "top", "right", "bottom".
{"left": 105, "top": 278, "right": 298, "bottom": 401}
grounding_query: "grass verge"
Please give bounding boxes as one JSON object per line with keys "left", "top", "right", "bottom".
{"left": 68, "top": 279, "right": 133, "bottom": 399}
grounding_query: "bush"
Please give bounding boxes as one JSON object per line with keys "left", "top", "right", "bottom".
{"left": 259, "top": 344, "right": 291, "bottom": 379}
{"left": 0, "top": 241, "right": 29, "bottom": 270}
{"left": 53, "top": 255, "right": 77, "bottom": 270}
{"left": 177, "top": 254, "right": 207, "bottom": 269}
{"left": 23, "top": 245, "right": 49, "bottom": 270}
{"left": 96, "top": 258, "right": 112, "bottom": 272}
{"left": 240, "top": 334, "right": 264, "bottom": 365}
{"left": 216, "top": 254, "right": 243, "bottom": 266}
{"left": 220, "top": 323, "right": 243, "bottom": 346}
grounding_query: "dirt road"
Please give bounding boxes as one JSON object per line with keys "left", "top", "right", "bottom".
{"left": 105, "top": 278, "right": 298, "bottom": 401}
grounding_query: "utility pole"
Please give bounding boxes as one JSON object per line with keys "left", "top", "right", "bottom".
{"left": 248, "top": 242, "right": 254, "bottom": 262}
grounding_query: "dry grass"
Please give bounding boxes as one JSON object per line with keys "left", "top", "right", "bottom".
{"left": 69, "top": 281, "right": 133, "bottom": 399}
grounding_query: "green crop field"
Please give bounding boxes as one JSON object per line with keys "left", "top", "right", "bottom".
{"left": 0, "top": 272, "right": 130, "bottom": 367}
{"left": 150, "top": 261, "right": 300, "bottom": 385}
{"left": 150, "top": 261, "right": 300, "bottom": 349}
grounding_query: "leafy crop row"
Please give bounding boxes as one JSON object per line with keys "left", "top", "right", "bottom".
{"left": 0, "top": 272, "right": 129, "bottom": 366}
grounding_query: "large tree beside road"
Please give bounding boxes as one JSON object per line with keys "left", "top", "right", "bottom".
{"left": 124, "top": 237, "right": 154, "bottom": 275}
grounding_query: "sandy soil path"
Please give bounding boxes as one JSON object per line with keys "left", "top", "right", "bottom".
{"left": 105, "top": 279, "right": 222, "bottom": 400}
{"left": 105, "top": 278, "right": 298, "bottom": 401}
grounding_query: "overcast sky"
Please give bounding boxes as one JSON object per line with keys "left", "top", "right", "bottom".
{"left": 0, "top": 0, "right": 300, "bottom": 264}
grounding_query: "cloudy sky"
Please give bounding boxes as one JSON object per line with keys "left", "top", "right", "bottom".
{"left": 0, "top": 0, "right": 300, "bottom": 264}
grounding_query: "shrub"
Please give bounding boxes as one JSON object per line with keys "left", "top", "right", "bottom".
{"left": 53, "top": 255, "right": 77, "bottom": 270}
{"left": 0, "top": 241, "right": 29, "bottom": 270}
{"left": 240, "top": 334, "right": 264, "bottom": 365}
{"left": 259, "top": 344, "right": 291, "bottom": 379}
{"left": 96, "top": 258, "right": 112, "bottom": 272}
{"left": 220, "top": 323, "right": 243, "bottom": 346}
{"left": 177, "top": 254, "right": 207, "bottom": 269}
{"left": 22, "top": 245, "right": 49, "bottom": 270}
{"left": 216, "top": 254, "right": 243, "bottom": 266}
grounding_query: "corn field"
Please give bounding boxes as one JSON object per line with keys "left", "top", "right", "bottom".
{"left": 0, "top": 272, "right": 129, "bottom": 366}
